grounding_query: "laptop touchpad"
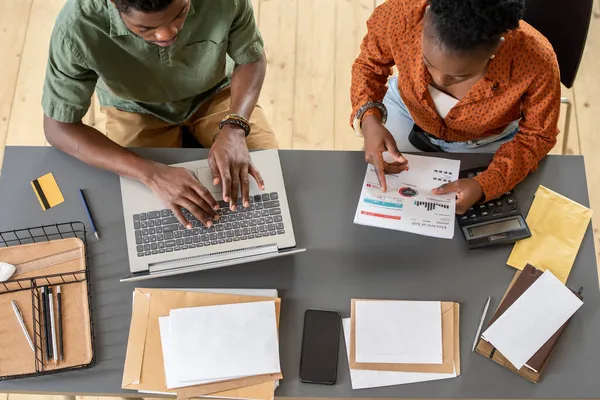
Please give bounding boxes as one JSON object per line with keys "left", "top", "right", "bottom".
{"left": 194, "top": 167, "right": 260, "bottom": 197}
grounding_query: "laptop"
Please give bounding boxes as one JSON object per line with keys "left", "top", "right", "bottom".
{"left": 119, "top": 149, "right": 304, "bottom": 282}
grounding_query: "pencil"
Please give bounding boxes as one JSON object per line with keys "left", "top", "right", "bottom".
{"left": 49, "top": 288, "right": 58, "bottom": 364}
{"left": 79, "top": 189, "right": 99, "bottom": 240}
{"left": 57, "top": 285, "right": 64, "bottom": 362}
{"left": 41, "top": 286, "right": 52, "bottom": 361}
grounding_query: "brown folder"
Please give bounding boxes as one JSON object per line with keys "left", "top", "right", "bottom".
{"left": 476, "top": 264, "right": 582, "bottom": 382}
{"left": 0, "top": 239, "right": 93, "bottom": 378}
{"left": 122, "top": 288, "right": 282, "bottom": 400}
{"left": 349, "top": 300, "right": 460, "bottom": 375}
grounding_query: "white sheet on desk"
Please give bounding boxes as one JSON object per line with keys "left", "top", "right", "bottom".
{"left": 168, "top": 300, "right": 281, "bottom": 382}
{"left": 159, "top": 316, "right": 245, "bottom": 389}
{"left": 355, "top": 300, "right": 443, "bottom": 364}
{"left": 353, "top": 154, "right": 460, "bottom": 239}
{"left": 343, "top": 319, "right": 456, "bottom": 389}
{"left": 482, "top": 271, "right": 583, "bottom": 369}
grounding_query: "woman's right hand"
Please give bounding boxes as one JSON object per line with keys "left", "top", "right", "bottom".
{"left": 362, "top": 114, "right": 409, "bottom": 192}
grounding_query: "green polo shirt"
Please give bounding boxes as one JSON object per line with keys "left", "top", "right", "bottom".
{"left": 42, "top": 0, "right": 264, "bottom": 125}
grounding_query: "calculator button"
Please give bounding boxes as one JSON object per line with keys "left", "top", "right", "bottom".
{"left": 487, "top": 202, "right": 495, "bottom": 208}
{"left": 469, "top": 214, "right": 477, "bottom": 219}
{"left": 478, "top": 204, "right": 487, "bottom": 210}
{"left": 509, "top": 206, "right": 518, "bottom": 212}
{"left": 468, "top": 173, "right": 475, "bottom": 179}
{"left": 496, "top": 200, "right": 503, "bottom": 207}
{"left": 468, "top": 207, "right": 475, "bottom": 212}
{"left": 481, "top": 211, "right": 489, "bottom": 217}
{"left": 493, "top": 209, "right": 501, "bottom": 215}
{"left": 460, "top": 215, "right": 468, "bottom": 221}
{"left": 507, "top": 198, "right": 515, "bottom": 205}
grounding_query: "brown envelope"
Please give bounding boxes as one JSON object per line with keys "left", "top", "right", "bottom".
{"left": 122, "top": 288, "right": 283, "bottom": 399}
{"left": 349, "top": 300, "right": 457, "bottom": 374}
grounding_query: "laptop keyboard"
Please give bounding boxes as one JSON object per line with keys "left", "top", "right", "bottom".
{"left": 132, "top": 192, "right": 285, "bottom": 257}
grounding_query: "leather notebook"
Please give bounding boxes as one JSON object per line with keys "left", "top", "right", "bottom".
{"left": 476, "top": 264, "right": 582, "bottom": 382}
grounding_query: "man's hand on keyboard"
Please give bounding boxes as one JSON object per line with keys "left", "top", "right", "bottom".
{"left": 208, "top": 126, "right": 265, "bottom": 210}
{"left": 144, "top": 164, "right": 219, "bottom": 228}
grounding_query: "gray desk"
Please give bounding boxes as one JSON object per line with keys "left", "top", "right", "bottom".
{"left": 0, "top": 147, "right": 597, "bottom": 399}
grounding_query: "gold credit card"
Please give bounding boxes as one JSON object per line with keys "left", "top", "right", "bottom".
{"left": 31, "top": 173, "right": 64, "bottom": 211}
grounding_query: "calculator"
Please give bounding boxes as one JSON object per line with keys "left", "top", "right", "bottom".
{"left": 457, "top": 167, "right": 532, "bottom": 249}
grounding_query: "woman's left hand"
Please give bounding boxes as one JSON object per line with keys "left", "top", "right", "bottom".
{"left": 431, "top": 178, "right": 484, "bottom": 215}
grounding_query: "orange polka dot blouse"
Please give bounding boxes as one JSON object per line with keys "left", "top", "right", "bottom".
{"left": 350, "top": 0, "right": 561, "bottom": 201}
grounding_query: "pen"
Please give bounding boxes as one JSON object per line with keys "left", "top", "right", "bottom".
{"left": 57, "top": 285, "right": 64, "bottom": 361}
{"left": 49, "top": 288, "right": 58, "bottom": 364}
{"left": 472, "top": 296, "right": 491, "bottom": 352}
{"left": 41, "top": 286, "right": 52, "bottom": 361}
{"left": 11, "top": 300, "right": 35, "bottom": 352}
{"left": 79, "top": 189, "right": 99, "bottom": 240}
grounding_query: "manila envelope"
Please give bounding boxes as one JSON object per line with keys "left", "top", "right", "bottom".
{"left": 507, "top": 185, "right": 593, "bottom": 283}
{"left": 122, "top": 288, "right": 283, "bottom": 399}
{"left": 350, "top": 300, "right": 459, "bottom": 374}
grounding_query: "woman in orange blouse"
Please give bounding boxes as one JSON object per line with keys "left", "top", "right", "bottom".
{"left": 351, "top": 0, "right": 560, "bottom": 213}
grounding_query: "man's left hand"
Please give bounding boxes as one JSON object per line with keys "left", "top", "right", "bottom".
{"left": 208, "top": 125, "right": 264, "bottom": 210}
{"left": 431, "top": 178, "right": 484, "bottom": 215}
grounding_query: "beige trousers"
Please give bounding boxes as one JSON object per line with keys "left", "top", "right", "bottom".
{"left": 102, "top": 88, "right": 278, "bottom": 149}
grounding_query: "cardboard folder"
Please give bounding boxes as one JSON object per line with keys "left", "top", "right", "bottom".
{"left": 122, "top": 288, "right": 283, "bottom": 399}
{"left": 0, "top": 239, "right": 93, "bottom": 378}
{"left": 349, "top": 300, "right": 460, "bottom": 374}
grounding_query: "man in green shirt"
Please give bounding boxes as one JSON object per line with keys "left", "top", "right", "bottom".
{"left": 43, "top": 0, "right": 277, "bottom": 228}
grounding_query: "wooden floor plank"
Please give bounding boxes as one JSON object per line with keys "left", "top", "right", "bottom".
{"left": 0, "top": 0, "right": 33, "bottom": 169}
{"left": 6, "top": 0, "right": 65, "bottom": 147}
{"left": 292, "top": 0, "right": 336, "bottom": 149}
{"left": 259, "top": 0, "right": 297, "bottom": 149}
{"left": 573, "top": 11, "right": 600, "bottom": 272}
{"left": 333, "top": 0, "right": 374, "bottom": 150}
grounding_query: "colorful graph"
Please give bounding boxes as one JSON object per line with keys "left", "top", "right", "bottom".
{"left": 414, "top": 201, "right": 449, "bottom": 212}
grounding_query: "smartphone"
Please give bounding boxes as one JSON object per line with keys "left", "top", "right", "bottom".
{"left": 299, "top": 309, "right": 341, "bottom": 385}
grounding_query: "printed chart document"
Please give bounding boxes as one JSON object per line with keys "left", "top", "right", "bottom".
{"left": 482, "top": 271, "right": 583, "bottom": 369}
{"left": 168, "top": 300, "right": 281, "bottom": 383}
{"left": 343, "top": 319, "right": 456, "bottom": 390}
{"left": 354, "top": 154, "right": 460, "bottom": 239}
{"left": 355, "top": 300, "right": 443, "bottom": 364}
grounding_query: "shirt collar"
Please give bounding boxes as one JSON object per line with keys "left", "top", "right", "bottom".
{"left": 108, "top": 0, "right": 196, "bottom": 38}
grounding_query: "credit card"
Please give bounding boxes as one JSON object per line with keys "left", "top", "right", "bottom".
{"left": 31, "top": 173, "right": 64, "bottom": 211}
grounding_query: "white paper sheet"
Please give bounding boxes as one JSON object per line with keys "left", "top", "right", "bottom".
{"left": 482, "top": 271, "right": 583, "bottom": 369}
{"left": 355, "top": 300, "right": 443, "bottom": 364}
{"left": 343, "top": 319, "right": 455, "bottom": 389}
{"left": 168, "top": 300, "right": 281, "bottom": 382}
{"left": 354, "top": 154, "right": 460, "bottom": 239}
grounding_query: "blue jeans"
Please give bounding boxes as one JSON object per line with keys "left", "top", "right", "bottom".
{"left": 382, "top": 76, "right": 518, "bottom": 153}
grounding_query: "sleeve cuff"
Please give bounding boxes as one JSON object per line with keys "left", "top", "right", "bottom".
{"left": 473, "top": 169, "right": 506, "bottom": 203}
{"left": 229, "top": 41, "right": 264, "bottom": 65}
{"left": 43, "top": 101, "right": 88, "bottom": 124}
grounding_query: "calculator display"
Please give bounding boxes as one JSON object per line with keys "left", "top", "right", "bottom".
{"left": 467, "top": 217, "right": 523, "bottom": 239}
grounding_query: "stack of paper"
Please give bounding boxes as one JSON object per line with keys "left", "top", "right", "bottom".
{"left": 345, "top": 299, "right": 460, "bottom": 390}
{"left": 482, "top": 271, "right": 583, "bottom": 370}
{"left": 160, "top": 301, "right": 281, "bottom": 389}
{"left": 354, "top": 154, "right": 460, "bottom": 239}
{"left": 122, "top": 288, "right": 283, "bottom": 400}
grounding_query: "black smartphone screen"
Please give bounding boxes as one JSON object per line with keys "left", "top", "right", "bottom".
{"left": 299, "top": 309, "right": 341, "bottom": 385}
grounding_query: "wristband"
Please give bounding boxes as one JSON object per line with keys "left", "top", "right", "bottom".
{"left": 352, "top": 101, "right": 388, "bottom": 138}
{"left": 219, "top": 114, "right": 251, "bottom": 137}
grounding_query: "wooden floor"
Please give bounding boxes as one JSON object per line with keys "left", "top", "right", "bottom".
{"left": 0, "top": 0, "right": 599, "bottom": 396}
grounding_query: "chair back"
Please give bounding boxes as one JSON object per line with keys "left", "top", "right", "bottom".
{"left": 523, "top": 0, "right": 594, "bottom": 88}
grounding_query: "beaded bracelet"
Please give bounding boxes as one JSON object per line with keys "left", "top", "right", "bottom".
{"left": 219, "top": 114, "right": 251, "bottom": 137}
{"left": 352, "top": 101, "right": 388, "bottom": 138}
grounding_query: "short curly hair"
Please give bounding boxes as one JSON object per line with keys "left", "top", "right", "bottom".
{"left": 114, "top": 0, "right": 173, "bottom": 13}
{"left": 427, "top": 0, "right": 526, "bottom": 53}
